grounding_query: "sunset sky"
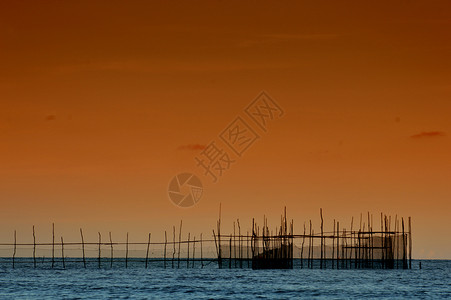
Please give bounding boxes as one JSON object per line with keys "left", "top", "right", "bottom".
{"left": 1, "top": 1, "right": 450, "bottom": 258}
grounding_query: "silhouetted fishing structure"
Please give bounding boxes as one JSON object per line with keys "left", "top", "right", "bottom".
{"left": 0, "top": 207, "right": 413, "bottom": 270}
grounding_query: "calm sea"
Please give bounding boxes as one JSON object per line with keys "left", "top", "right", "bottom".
{"left": 0, "top": 259, "right": 449, "bottom": 299}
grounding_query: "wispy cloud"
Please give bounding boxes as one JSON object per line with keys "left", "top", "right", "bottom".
{"left": 50, "top": 59, "right": 296, "bottom": 74}
{"left": 177, "top": 144, "right": 206, "bottom": 150}
{"left": 237, "top": 33, "right": 340, "bottom": 48}
{"left": 410, "top": 131, "right": 446, "bottom": 139}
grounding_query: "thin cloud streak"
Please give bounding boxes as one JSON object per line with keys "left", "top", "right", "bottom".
{"left": 410, "top": 131, "right": 446, "bottom": 138}
{"left": 177, "top": 144, "right": 206, "bottom": 151}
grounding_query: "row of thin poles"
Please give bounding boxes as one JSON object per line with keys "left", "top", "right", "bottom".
{"left": 6, "top": 222, "right": 212, "bottom": 269}
{"left": 299, "top": 211, "right": 412, "bottom": 269}
{"left": 210, "top": 207, "right": 412, "bottom": 270}
{"left": 212, "top": 204, "right": 252, "bottom": 269}
{"left": 212, "top": 207, "right": 294, "bottom": 269}
{"left": 5, "top": 209, "right": 413, "bottom": 270}
{"left": 249, "top": 207, "right": 294, "bottom": 269}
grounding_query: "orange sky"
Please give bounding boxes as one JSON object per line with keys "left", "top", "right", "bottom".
{"left": 1, "top": 1, "right": 450, "bottom": 258}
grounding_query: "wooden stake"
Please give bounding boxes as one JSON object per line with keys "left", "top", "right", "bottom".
{"left": 320, "top": 209, "right": 323, "bottom": 269}
{"left": 247, "top": 231, "right": 250, "bottom": 268}
{"left": 381, "top": 213, "right": 385, "bottom": 268}
{"left": 229, "top": 235, "right": 232, "bottom": 269}
{"left": 109, "top": 232, "right": 113, "bottom": 268}
{"left": 164, "top": 231, "right": 167, "bottom": 269}
{"left": 80, "top": 228, "right": 86, "bottom": 268}
{"left": 332, "top": 220, "right": 335, "bottom": 269}
{"left": 212, "top": 229, "right": 219, "bottom": 259}
{"left": 52, "top": 223, "right": 55, "bottom": 268}
{"left": 238, "top": 219, "right": 242, "bottom": 268}
{"left": 98, "top": 232, "right": 101, "bottom": 269}
{"left": 200, "top": 233, "right": 204, "bottom": 268}
{"left": 252, "top": 218, "right": 254, "bottom": 255}
{"left": 32, "top": 226, "right": 36, "bottom": 268}
{"left": 192, "top": 236, "right": 196, "bottom": 268}
{"left": 13, "top": 230, "right": 16, "bottom": 269}
{"left": 350, "top": 217, "right": 354, "bottom": 268}
{"left": 402, "top": 218, "right": 406, "bottom": 269}
{"left": 218, "top": 204, "right": 222, "bottom": 269}
{"left": 301, "top": 222, "right": 305, "bottom": 268}
{"left": 344, "top": 229, "right": 347, "bottom": 269}
{"left": 186, "top": 233, "right": 190, "bottom": 268}
{"left": 408, "top": 216, "right": 412, "bottom": 269}
{"left": 145, "top": 233, "right": 151, "bottom": 269}
{"left": 125, "top": 232, "right": 129, "bottom": 268}
{"left": 233, "top": 221, "right": 236, "bottom": 268}
{"left": 172, "top": 226, "right": 176, "bottom": 268}
{"left": 178, "top": 221, "right": 182, "bottom": 268}
{"left": 308, "top": 220, "right": 312, "bottom": 269}
{"left": 311, "top": 229, "right": 314, "bottom": 269}
{"left": 61, "top": 236, "right": 65, "bottom": 269}
{"left": 396, "top": 219, "right": 400, "bottom": 269}
{"left": 337, "top": 221, "right": 340, "bottom": 269}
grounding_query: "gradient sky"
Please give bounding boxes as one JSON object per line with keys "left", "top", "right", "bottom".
{"left": 1, "top": 1, "right": 450, "bottom": 258}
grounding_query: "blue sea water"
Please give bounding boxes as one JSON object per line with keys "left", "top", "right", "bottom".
{"left": 0, "top": 259, "right": 450, "bottom": 299}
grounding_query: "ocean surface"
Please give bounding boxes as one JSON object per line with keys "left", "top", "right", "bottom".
{"left": 0, "top": 259, "right": 449, "bottom": 299}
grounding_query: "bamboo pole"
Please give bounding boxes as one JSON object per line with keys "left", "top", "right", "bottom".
{"left": 200, "top": 233, "right": 204, "bottom": 268}
{"left": 13, "top": 230, "right": 16, "bottom": 269}
{"left": 385, "top": 215, "right": 389, "bottom": 268}
{"left": 341, "top": 228, "right": 345, "bottom": 269}
{"left": 145, "top": 233, "right": 151, "bottom": 269}
{"left": 238, "top": 219, "right": 242, "bottom": 268}
{"left": 408, "top": 216, "right": 412, "bottom": 269}
{"left": 402, "top": 218, "right": 407, "bottom": 269}
{"left": 396, "top": 219, "right": 400, "bottom": 269}
{"left": 192, "top": 236, "right": 196, "bottom": 268}
{"left": 212, "top": 229, "right": 219, "bottom": 262}
{"left": 344, "top": 229, "right": 347, "bottom": 269}
{"left": 125, "top": 232, "right": 129, "bottom": 268}
{"left": 367, "top": 212, "right": 371, "bottom": 268}
{"left": 320, "top": 208, "right": 324, "bottom": 269}
{"left": 233, "top": 221, "right": 236, "bottom": 268}
{"left": 388, "top": 215, "right": 392, "bottom": 267}
{"left": 337, "top": 221, "right": 340, "bottom": 269}
{"left": 350, "top": 217, "right": 354, "bottom": 268}
{"left": 371, "top": 214, "right": 374, "bottom": 269}
{"left": 311, "top": 229, "right": 314, "bottom": 269}
{"left": 178, "top": 221, "right": 182, "bottom": 268}
{"left": 61, "top": 236, "right": 65, "bottom": 269}
{"left": 380, "top": 213, "right": 384, "bottom": 268}
{"left": 186, "top": 233, "right": 190, "bottom": 268}
{"left": 251, "top": 218, "right": 255, "bottom": 265}
{"left": 301, "top": 222, "right": 305, "bottom": 268}
{"left": 109, "top": 232, "right": 113, "bottom": 268}
{"left": 172, "top": 226, "right": 176, "bottom": 268}
{"left": 247, "top": 231, "right": 250, "bottom": 268}
{"left": 362, "top": 221, "right": 366, "bottom": 266}
{"left": 98, "top": 232, "right": 101, "bottom": 269}
{"left": 80, "top": 228, "right": 86, "bottom": 268}
{"left": 332, "top": 220, "right": 335, "bottom": 269}
{"left": 290, "top": 220, "right": 294, "bottom": 268}
{"left": 308, "top": 220, "right": 312, "bottom": 269}
{"left": 164, "top": 231, "right": 167, "bottom": 269}
{"left": 52, "top": 223, "right": 55, "bottom": 268}
{"left": 32, "top": 226, "right": 36, "bottom": 268}
{"left": 218, "top": 204, "right": 222, "bottom": 269}
{"left": 229, "top": 235, "right": 232, "bottom": 269}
